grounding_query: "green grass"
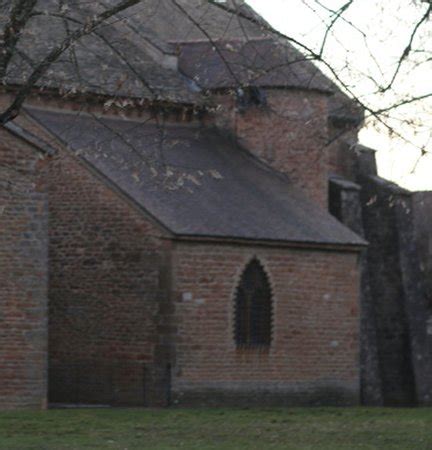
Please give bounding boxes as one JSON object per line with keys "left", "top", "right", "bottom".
{"left": 0, "top": 407, "right": 431, "bottom": 450}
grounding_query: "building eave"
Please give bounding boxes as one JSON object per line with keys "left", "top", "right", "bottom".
{"left": 170, "top": 234, "right": 367, "bottom": 252}
{"left": 2, "top": 121, "right": 57, "bottom": 156}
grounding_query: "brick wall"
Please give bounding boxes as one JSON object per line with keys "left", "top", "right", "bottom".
{"left": 171, "top": 241, "right": 360, "bottom": 406}
{"left": 327, "top": 122, "right": 359, "bottom": 179}
{"left": 0, "top": 128, "right": 48, "bottom": 410}
{"left": 47, "top": 148, "right": 172, "bottom": 406}
{"left": 210, "top": 89, "right": 330, "bottom": 207}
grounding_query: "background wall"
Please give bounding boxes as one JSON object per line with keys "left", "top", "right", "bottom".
{"left": 330, "top": 145, "right": 432, "bottom": 406}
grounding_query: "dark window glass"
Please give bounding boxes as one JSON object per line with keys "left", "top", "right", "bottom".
{"left": 234, "top": 259, "right": 272, "bottom": 347}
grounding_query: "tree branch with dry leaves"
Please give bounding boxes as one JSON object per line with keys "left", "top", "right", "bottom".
{"left": 0, "top": 0, "right": 141, "bottom": 124}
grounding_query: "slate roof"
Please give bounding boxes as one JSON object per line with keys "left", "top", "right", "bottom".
{"left": 27, "top": 107, "right": 365, "bottom": 248}
{"left": 177, "top": 39, "right": 334, "bottom": 93}
{"left": 94, "top": 0, "right": 269, "bottom": 43}
{"left": 0, "top": 0, "right": 363, "bottom": 122}
{"left": 3, "top": 0, "right": 273, "bottom": 103}
{"left": 3, "top": 0, "right": 362, "bottom": 120}
{"left": 5, "top": 0, "right": 199, "bottom": 103}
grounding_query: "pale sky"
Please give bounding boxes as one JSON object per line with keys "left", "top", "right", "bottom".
{"left": 246, "top": 0, "right": 432, "bottom": 191}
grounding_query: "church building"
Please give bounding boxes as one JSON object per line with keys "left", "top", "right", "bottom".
{"left": 2, "top": 0, "right": 430, "bottom": 410}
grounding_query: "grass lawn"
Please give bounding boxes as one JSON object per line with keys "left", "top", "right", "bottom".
{"left": 0, "top": 407, "right": 431, "bottom": 450}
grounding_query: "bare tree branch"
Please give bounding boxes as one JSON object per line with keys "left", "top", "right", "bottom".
{"left": 381, "top": 1, "right": 432, "bottom": 92}
{"left": 0, "top": 0, "right": 37, "bottom": 79}
{"left": 0, "top": 0, "right": 141, "bottom": 124}
{"left": 318, "top": 0, "right": 354, "bottom": 57}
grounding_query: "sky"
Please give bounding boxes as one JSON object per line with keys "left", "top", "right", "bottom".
{"left": 246, "top": 0, "right": 432, "bottom": 191}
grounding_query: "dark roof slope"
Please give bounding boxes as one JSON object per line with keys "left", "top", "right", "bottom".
{"left": 95, "top": 0, "right": 269, "bottom": 43}
{"left": 6, "top": 0, "right": 198, "bottom": 103}
{"left": 3, "top": 0, "right": 363, "bottom": 121}
{"left": 177, "top": 39, "right": 334, "bottom": 93}
{"left": 5, "top": 0, "right": 270, "bottom": 102}
{"left": 27, "top": 107, "right": 365, "bottom": 248}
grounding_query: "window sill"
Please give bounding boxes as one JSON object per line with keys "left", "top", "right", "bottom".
{"left": 235, "top": 345, "right": 271, "bottom": 354}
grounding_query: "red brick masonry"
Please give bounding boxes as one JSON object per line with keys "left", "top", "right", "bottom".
{"left": 0, "top": 128, "right": 48, "bottom": 410}
{"left": 172, "top": 242, "right": 360, "bottom": 406}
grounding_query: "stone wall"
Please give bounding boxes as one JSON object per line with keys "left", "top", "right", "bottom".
{"left": 329, "top": 145, "right": 432, "bottom": 406}
{"left": 413, "top": 192, "right": 432, "bottom": 310}
{"left": 0, "top": 128, "right": 48, "bottom": 409}
{"left": 329, "top": 175, "right": 383, "bottom": 405}
{"left": 358, "top": 174, "right": 431, "bottom": 405}
{"left": 171, "top": 241, "right": 360, "bottom": 406}
{"left": 47, "top": 147, "right": 172, "bottom": 406}
{"left": 411, "top": 191, "right": 432, "bottom": 403}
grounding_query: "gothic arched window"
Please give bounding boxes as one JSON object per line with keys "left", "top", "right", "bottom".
{"left": 234, "top": 258, "right": 273, "bottom": 347}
